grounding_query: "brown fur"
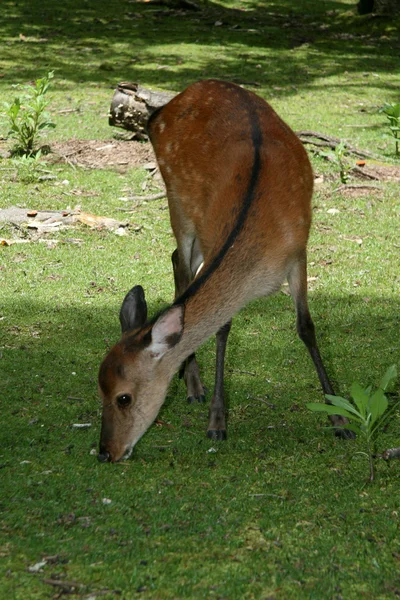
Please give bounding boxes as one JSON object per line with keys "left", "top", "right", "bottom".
{"left": 97, "top": 80, "right": 344, "bottom": 463}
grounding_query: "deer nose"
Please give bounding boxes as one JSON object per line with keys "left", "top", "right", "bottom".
{"left": 97, "top": 450, "right": 111, "bottom": 463}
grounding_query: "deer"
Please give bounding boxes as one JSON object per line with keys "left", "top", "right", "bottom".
{"left": 97, "top": 79, "right": 352, "bottom": 463}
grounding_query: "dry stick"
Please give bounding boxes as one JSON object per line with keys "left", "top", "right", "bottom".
{"left": 116, "top": 192, "right": 166, "bottom": 211}
{"left": 57, "top": 108, "right": 80, "bottom": 114}
{"left": 42, "top": 579, "right": 84, "bottom": 590}
{"left": 333, "top": 184, "right": 383, "bottom": 193}
{"left": 129, "top": 192, "right": 166, "bottom": 201}
{"left": 296, "top": 130, "right": 379, "bottom": 160}
{"left": 249, "top": 493, "right": 286, "bottom": 500}
{"left": 247, "top": 394, "right": 276, "bottom": 409}
{"left": 83, "top": 590, "right": 121, "bottom": 598}
{"left": 351, "top": 166, "right": 381, "bottom": 180}
{"left": 228, "top": 368, "right": 256, "bottom": 376}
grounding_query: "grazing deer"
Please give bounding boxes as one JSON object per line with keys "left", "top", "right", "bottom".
{"left": 98, "top": 79, "right": 351, "bottom": 463}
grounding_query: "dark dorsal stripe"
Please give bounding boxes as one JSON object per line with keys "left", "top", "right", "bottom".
{"left": 174, "top": 91, "right": 262, "bottom": 307}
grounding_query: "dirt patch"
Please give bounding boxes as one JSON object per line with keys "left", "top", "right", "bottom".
{"left": 361, "top": 164, "right": 400, "bottom": 182}
{"left": 49, "top": 139, "right": 156, "bottom": 171}
{"left": 337, "top": 185, "right": 384, "bottom": 199}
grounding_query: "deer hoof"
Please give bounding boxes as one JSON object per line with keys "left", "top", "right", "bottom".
{"left": 207, "top": 429, "right": 227, "bottom": 441}
{"left": 335, "top": 427, "right": 356, "bottom": 440}
{"left": 187, "top": 394, "right": 206, "bottom": 404}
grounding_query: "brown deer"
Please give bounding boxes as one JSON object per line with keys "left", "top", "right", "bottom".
{"left": 98, "top": 79, "right": 351, "bottom": 463}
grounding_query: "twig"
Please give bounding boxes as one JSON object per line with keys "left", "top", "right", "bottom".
{"left": 228, "top": 368, "right": 256, "bottom": 376}
{"left": 128, "top": 192, "right": 166, "bottom": 202}
{"left": 43, "top": 579, "right": 121, "bottom": 597}
{"left": 296, "top": 130, "right": 379, "bottom": 159}
{"left": 83, "top": 590, "right": 121, "bottom": 598}
{"left": 367, "top": 439, "right": 375, "bottom": 483}
{"left": 116, "top": 193, "right": 166, "bottom": 210}
{"left": 57, "top": 108, "right": 80, "bottom": 114}
{"left": 247, "top": 394, "right": 276, "bottom": 409}
{"left": 42, "top": 579, "right": 84, "bottom": 590}
{"left": 351, "top": 166, "right": 381, "bottom": 180}
{"left": 333, "top": 183, "right": 383, "bottom": 193}
{"left": 249, "top": 493, "right": 286, "bottom": 500}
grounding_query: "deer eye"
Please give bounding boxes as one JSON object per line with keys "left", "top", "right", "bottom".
{"left": 117, "top": 394, "right": 132, "bottom": 408}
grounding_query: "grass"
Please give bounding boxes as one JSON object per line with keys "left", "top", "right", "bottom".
{"left": 1, "top": 0, "right": 400, "bottom": 598}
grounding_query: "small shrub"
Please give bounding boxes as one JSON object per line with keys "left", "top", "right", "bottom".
{"left": 380, "top": 102, "right": 400, "bottom": 156}
{"left": 307, "top": 365, "right": 398, "bottom": 482}
{"left": 333, "top": 141, "right": 350, "bottom": 184}
{"left": 10, "top": 151, "right": 52, "bottom": 184}
{"left": 1, "top": 71, "right": 55, "bottom": 156}
{"left": 318, "top": 141, "right": 350, "bottom": 184}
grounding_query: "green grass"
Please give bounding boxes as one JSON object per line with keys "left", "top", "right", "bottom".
{"left": 1, "top": 1, "right": 400, "bottom": 598}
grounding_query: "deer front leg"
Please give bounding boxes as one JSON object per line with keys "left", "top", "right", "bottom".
{"left": 172, "top": 247, "right": 206, "bottom": 403}
{"left": 207, "top": 320, "right": 232, "bottom": 440}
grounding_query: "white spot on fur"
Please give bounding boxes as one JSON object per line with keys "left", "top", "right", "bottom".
{"left": 158, "top": 120, "right": 166, "bottom": 133}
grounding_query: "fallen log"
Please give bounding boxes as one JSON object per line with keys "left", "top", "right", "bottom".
{"left": 109, "top": 83, "right": 175, "bottom": 140}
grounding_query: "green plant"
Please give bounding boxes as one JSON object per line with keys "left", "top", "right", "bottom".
{"left": 307, "top": 365, "right": 398, "bottom": 482}
{"left": 10, "top": 150, "right": 53, "bottom": 183}
{"left": 1, "top": 71, "right": 55, "bottom": 156}
{"left": 380, "top": 102, "right": 400, "bottom": 156}
{"left": 318, "top": 141, "right": 350, "bottom": 183}
{"left": 333, "top": 141, "right": 350, "bottom": 184}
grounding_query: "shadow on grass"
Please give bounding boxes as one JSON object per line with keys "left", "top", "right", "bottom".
{"left": 0, "top": 0, "right": 399, "bottom": 100}
{"left": 1, "top": 291, "right": 398, "bottom": 421}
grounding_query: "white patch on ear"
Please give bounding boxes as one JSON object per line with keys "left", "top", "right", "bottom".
{"left": 148, "top": 305, "right": 184, "bottom": 359}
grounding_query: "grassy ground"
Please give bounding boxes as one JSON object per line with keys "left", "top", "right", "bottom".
{"left": 1, "top": 1, "right": 400, "bottom": 598}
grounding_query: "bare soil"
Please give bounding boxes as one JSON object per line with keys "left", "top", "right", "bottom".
{"left": 49, "top": 139, "right": 156, "bottom": 170}
{"left": 361, "top": 163, "right": 400, "bottom": 182}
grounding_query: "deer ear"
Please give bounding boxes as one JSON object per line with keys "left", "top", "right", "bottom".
{"left": 148, "top": 305, "right": 184, "bottom": 359}
{"left": 119, "top": 286, "right": 148, "bottom": 333}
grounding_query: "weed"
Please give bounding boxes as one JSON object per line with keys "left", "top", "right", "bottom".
{"left": 380, "top": 102, "right": 400, "bottom": 156}
{"left": 1, "top": 71, "right": 55, "bottom": 156}
{"left": 10, "top": 150, "right": 53, "bottom": 184}
{"left": 318, "top": 141, "right": 350, "bottom": 183}
{"left": 307, "top": 365, "right": 398, "bottom": 482}
{"left": 333, "top": 141, "right": 350, "bottom": 183}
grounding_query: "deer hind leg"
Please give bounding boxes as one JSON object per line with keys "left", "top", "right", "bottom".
{"left": 207, "top": 319, "right": 232, "bottom": 441}
{"left": 171, "top": 244, "right": 206, "bottom": 403}
{"left": 287, "top": 252, "right": 355, "bottom": 439}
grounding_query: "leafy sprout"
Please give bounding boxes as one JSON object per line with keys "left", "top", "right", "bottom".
{"left": 1, "top": 71, "right": 55, "bottom": 156}
{"left": 307, "top": 365, "right": 398, "bottom": 482}
{"left": 380, "top": 103, "right": 400, "bottom": 156}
